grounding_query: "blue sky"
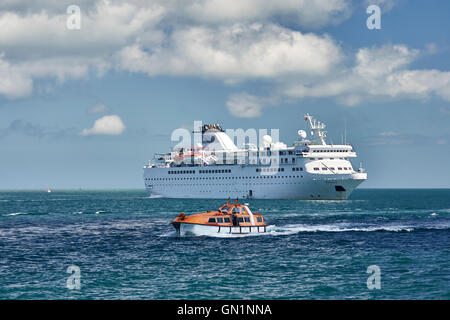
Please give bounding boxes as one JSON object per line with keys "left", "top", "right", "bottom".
{"left": 1, "top": 0, "right": 450, "bottom": 189}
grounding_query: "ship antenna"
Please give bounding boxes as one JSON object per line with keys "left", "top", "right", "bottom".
{"left": 344, "top": 118, "right": 347, "bottom": 145}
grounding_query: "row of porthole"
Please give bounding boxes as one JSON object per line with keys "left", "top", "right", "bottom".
{"left": 146, "top": 182, "right": 305, "bottom": 188}
{"left": 145, "top": 175, "right": 304, "bottom": 181}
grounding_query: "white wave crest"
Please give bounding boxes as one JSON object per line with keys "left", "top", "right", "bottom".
{"left": 4, "top": 212, "right": 28, "bottom": 216}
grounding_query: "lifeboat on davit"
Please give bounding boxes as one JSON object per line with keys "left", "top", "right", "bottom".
{"left": 171, "top": 201, "right": 267, "bottom": 237}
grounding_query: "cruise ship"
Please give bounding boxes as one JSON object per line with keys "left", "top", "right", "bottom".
{"left": 143, "top": 114, "right": 367, "bottom": 200}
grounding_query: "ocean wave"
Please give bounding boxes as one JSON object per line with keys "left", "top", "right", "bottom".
{"left": 159, "top": 230, "right": 178, "bottom": 238}
{"left": 266, "top": 222, "right": 450, "bottom": 235}
{"left": 163, "top": 222, "right": 450, "bottom": 238}
{"left": 3, "top": 212, "right": 28, "bottom": 216}
{"left": 267, "top": 223, "right": 414, "bottom": 235}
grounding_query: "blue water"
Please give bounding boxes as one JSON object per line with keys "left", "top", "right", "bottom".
{"left": 0, "top": 189, "right": 449, "bottom": 299}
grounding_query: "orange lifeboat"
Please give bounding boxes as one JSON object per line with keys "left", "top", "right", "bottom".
{"left": 171, "top": 201, "right": 267, "bottom": 237}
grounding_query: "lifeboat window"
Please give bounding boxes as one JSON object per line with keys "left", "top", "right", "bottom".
{"left": 208, "top": 218, "right": 216, "bottom": 223}
{"left": 257, "top": 217, "right": 263, "bottom": 223}
{"left": 244, "top": 217, "right": 250, "bottom": 223}
{"left": 232, "top": 207, "right": 241, "bottom": 214}
{"left": 224, "top": 217, "right": 230, "bottom": 223}
{"left": 217, "top": 218, "right": 224, "bottom": 223}
{"left": 238, "top": 217, "right": 244, "bottom": 223}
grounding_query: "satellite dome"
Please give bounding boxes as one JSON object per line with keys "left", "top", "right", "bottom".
{"left": 262, "top": 135, "right": 272, "bottom": 147}
{"left": 297, "top": 130, "right": 307, "bottom": 139}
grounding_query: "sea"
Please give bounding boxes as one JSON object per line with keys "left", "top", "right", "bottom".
{"left": 0, "top": 189, "right": 449, "bottom": 300}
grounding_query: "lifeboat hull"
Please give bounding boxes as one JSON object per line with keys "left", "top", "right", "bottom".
{"left": 172, "top": 222, "right": 267, "bottom": 237}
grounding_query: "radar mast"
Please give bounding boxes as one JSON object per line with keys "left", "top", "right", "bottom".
{"left": 304, "top": 113, "right": 327, "bottom": 145}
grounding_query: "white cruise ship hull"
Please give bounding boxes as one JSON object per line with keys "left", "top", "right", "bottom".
{"left": 143, "top": 166, "right": 367, "bottom": 200}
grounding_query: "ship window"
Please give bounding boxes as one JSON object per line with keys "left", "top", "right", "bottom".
{"left": 217, "top": 218, "right": 224, "bottom": 223}
{"left": 322, "top": 167, "right": 327, "bottom": 170}
{"left": 221, "top": 206, "right": 232, "bottom": 212}
{"left": 330, "top": 167, "right": 335, "bottom": 170}
{"left": 224, "top": 217, "right": 230, "bottom": 223}
{"left": 208, "top": 218, "right": 216, "bottom": 223}
{"left": 338, "top": 167, "right": 342, "bottom": 170}
{"left": 344, "top": 167, "right": 348, "bottom": 170}
{"left": 314, "top": 168, "right": 319, "bottom": 171}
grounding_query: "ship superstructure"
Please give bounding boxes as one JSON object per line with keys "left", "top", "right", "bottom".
{"left": 143, "top": 114, "right": 367, "bottom": 200}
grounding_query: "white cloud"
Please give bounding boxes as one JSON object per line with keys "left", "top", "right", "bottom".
{"left": 364, "top": 0, "right": 400, "bottom": 13}
{"left": 0, "top": 0, "right": 352, "bottom": 29}
{"left": 90, "top": 103, "right": 110, "bottom": 114}
{"left": 0, "top": 0, "right": 348, "bottom": 99}
{"left": 185, "top": 0, "right": 351, "bottom": 28}
{"left": 117, "top": 23, "right": 342, "bottom": 81}
{"left": 80, "top": 115, "right": 126, "bottom": 136}
{"left": 0, "top": 0, "right": 449, "bottom": 118}
{"left": 284, "top": 44, "right": 450, "bottom": 107}
{"left": 0, "top": 56, "right": 33, "bottom": 98}
{"left": 0, "top": 1, "right": 165, "bottom": 97}
{"left": 226, "top": 93, "right": 272, "bottom": 118}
